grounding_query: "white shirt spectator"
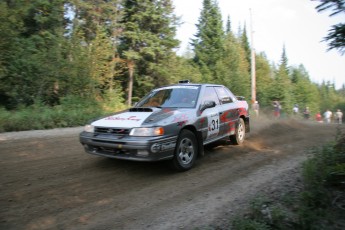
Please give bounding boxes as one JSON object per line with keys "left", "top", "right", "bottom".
{"left": 323, "top": 110, "right": 332, "bottom": 123}
{"left": 335, "top": 109, "right": 343, "bottom": 124}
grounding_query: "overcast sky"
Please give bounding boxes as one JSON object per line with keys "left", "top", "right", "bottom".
{"left": 173, "top": 0, "right": 345, "bottom": 89}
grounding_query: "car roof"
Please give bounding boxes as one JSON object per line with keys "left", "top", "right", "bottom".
{"left": 157, "top": 82, "right": 225, "bottom": 89}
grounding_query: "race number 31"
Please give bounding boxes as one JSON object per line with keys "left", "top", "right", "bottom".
{"left": 207, "top": 113, "right": 220, "bottom": 137}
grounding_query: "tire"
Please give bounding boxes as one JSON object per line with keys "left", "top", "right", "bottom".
{"left": 230, "top": 118, "right": 245, "bottom": 145}
{"left": 170, "top": 129, "right": 198, "bottom": 172}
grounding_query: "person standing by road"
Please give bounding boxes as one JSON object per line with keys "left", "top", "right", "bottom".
{"left": 315, "top": 112, "right": 323, "bottom": 123}
{"left": 293, "top": 104, "right": 299, "bottom": 116}
{"left": 303, "top": 107, "right": 310, "bottom": 120}
{"left": 323, "top": 109, "right": 332, "bottom": 124}
{"left": 273, "top": 101, "right": 281, "bottom": 118}
{"left": 335, "top": 109, "right": 343, "bottom": 124}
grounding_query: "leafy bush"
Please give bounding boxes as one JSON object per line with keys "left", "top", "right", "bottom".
{"left": 231, "top": 129, "right": 345, "bottom": 230}
{"left": 0, "top": 96, "right": 126, "bottom": 132}
{"left": 298, "top": 129, "right": 345, "bottom": 229}
{"left": 232, "top": 218, "right": 271, "bottom": 230}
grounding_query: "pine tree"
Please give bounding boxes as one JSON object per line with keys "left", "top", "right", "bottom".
{"left": 71, "top": 0, "right": 122, "bottom": 84}
{"left": 291, "top": 65, "right": 321, "bottom": 115}
{"left": 240, "top": 24, "right": 251, "bottom": 70}
{"left": 71, "top": 0, "right": 121, "bottom": 43}
{"left": 214, "top": 27, "right": 250, "bottom": 99}
{"left": 191, "top": 0, "right": 224, "bottom": 81}
{"left": 119, "top": 0, "right": 179, "bottom": 105}
{"left": 0, "top": 1, "right": 21, "bottom": 107}
{"left": 314, "top": 0, "right": 345, "bottom": 54}
{"left": 0, "top": 0, "right": 68, "bottom": 107}
{"left": 270, "top": 46, "right": 293, "bottom": 114}
{"left": 226, "top": 15, "right": 231, "bottom": 34}
{"left": 319, "top": 80, "right": 344, "bottom": 112}
{"left": 255, "top": 53, "right": 274, "bottom": 107}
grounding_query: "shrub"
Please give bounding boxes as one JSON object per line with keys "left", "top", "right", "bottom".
{"left": 231, "top": 129, "right": 345, "bottom": 230}
{"left": 0, "top": 95, "right": 126, "bottom": 132}
{"left": 232, "top": 218, "right": 271, "bottom": 230}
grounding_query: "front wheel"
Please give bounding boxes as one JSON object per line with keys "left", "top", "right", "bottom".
{"left": 230, "top": 118, "right": 245, "bottom": 145}
{"left": 170, "top": 129, "right": 198, "bottom": 172}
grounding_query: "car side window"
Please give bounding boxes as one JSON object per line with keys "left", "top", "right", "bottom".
{"left": 215, "top": 86, "right": 234, "bottom": 104}
{"left": 201, "top": 87, "right": 220, "bottom": 105}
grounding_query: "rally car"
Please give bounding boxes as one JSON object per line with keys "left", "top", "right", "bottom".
{"left": 80, "top": 80, "right": 250, "bottom": 171}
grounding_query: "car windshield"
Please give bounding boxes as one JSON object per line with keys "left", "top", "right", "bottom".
{"left": 136, "top": 85, "right": 200, "bottom": 108}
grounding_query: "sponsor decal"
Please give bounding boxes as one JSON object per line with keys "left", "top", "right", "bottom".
{"left": 105, "top": 116, "right": 141, "bottom": 121}
{"left": 177, "top": 121, "right": 186, "bottom": 126}
{"left": 172, "top": 114, "right": 189, "bottom": 122}
{"left": 92, "top": 111, "right": 153, "bottom": 128}
{"left": 172, "top": 114, "right": 189, "bottom": 127}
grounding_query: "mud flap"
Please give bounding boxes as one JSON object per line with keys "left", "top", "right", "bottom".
{"left": 245, "top": 116, "right": 250, "bottom": 132}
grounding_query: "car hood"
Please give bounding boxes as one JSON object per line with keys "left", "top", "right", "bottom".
{"left": 91, "top": 107, "right": 183, "bottom": 128}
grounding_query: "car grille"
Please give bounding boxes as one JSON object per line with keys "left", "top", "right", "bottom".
{"left": 94, "top": 127, "right": 130, "bottom": 135}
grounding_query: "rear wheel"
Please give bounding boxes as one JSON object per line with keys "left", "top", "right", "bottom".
{"left": 230, "top": 118, "right": 245, "bottom": 145}
{"left": 170, "top": 130, "right": 197, "bottom": 172}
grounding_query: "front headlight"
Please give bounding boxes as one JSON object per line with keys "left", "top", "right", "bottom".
{"left": 129, "top": 127, "right": 164, "bottom": 136}
{"left": 84, "top": 124, "right": 94, "bottom": 133}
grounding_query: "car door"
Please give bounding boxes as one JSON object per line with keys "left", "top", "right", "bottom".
{"left": 214, "top": 86, "right": 239, "bottom": 137}
{"left": 198, "top": 86, "right": 222, "bottom": 143}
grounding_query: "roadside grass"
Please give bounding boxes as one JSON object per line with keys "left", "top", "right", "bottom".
{"left": 231, "top": 127, "right": 345, "bottom": 230}
{"left": 0, "top": 96, "right": 126, "bottom": 132}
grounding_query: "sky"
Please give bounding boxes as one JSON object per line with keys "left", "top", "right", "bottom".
{"left": 173, "top": 0, "right": 345, "bottom": 89}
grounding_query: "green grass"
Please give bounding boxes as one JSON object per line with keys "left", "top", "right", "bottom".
{"left": 0, "top": 96, "right": 126, "bottom": 132}
{"left": 231, "top": 129, "right": 345, "bottom": 230}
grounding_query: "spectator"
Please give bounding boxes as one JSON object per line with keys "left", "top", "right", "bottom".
{"left": 303, "top": 107, "right": 310, "bottom": 119}
{"left": 293, "top": 104, "right": 299, "bottom": 115}
{"left": 323, "top": 109, "right": 332, "bottom": 124}
{"left": 315, "top": 112, "right": 322, "bottom": 123}
{"left": 335, "top": 109, "right": 343, "bottom": 124}
{"left": 273, "top": 101, "right": 281, "bottom": 118}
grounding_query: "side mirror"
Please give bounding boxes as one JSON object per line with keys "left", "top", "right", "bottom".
{"left": 200, "top": 100, "right": 216, "bottom": 112}
{"left": 236, "top": 96, "right": 245, "bottom": 101}
{"left": 221, "top": 97, "right": 232, "bottom": 103}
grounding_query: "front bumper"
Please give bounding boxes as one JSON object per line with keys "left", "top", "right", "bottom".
{"left": 79, "top": 132, "right": 177, "bottom": 162}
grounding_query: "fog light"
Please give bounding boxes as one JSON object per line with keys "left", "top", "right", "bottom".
{"left": 151, "top": 143, "right": 161, "bottom": 153}
{"left": 137, "top": 150, "right": 149, "bottom": 156}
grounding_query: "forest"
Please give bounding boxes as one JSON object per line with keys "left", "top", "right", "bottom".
{"left": 0, "top": 0, "right": 344, "bottom": 131}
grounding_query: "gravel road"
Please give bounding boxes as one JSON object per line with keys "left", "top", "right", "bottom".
{"left": 0, "top": 117, "right": 340, "bottom": 230}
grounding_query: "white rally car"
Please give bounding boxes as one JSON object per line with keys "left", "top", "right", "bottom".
{"left": 80, "top": 81, "right": 250, "bottom": 171}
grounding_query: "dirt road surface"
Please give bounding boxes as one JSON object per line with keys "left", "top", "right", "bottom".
{"left": 0, "top": 118, "right": 342, "bottom": 230}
